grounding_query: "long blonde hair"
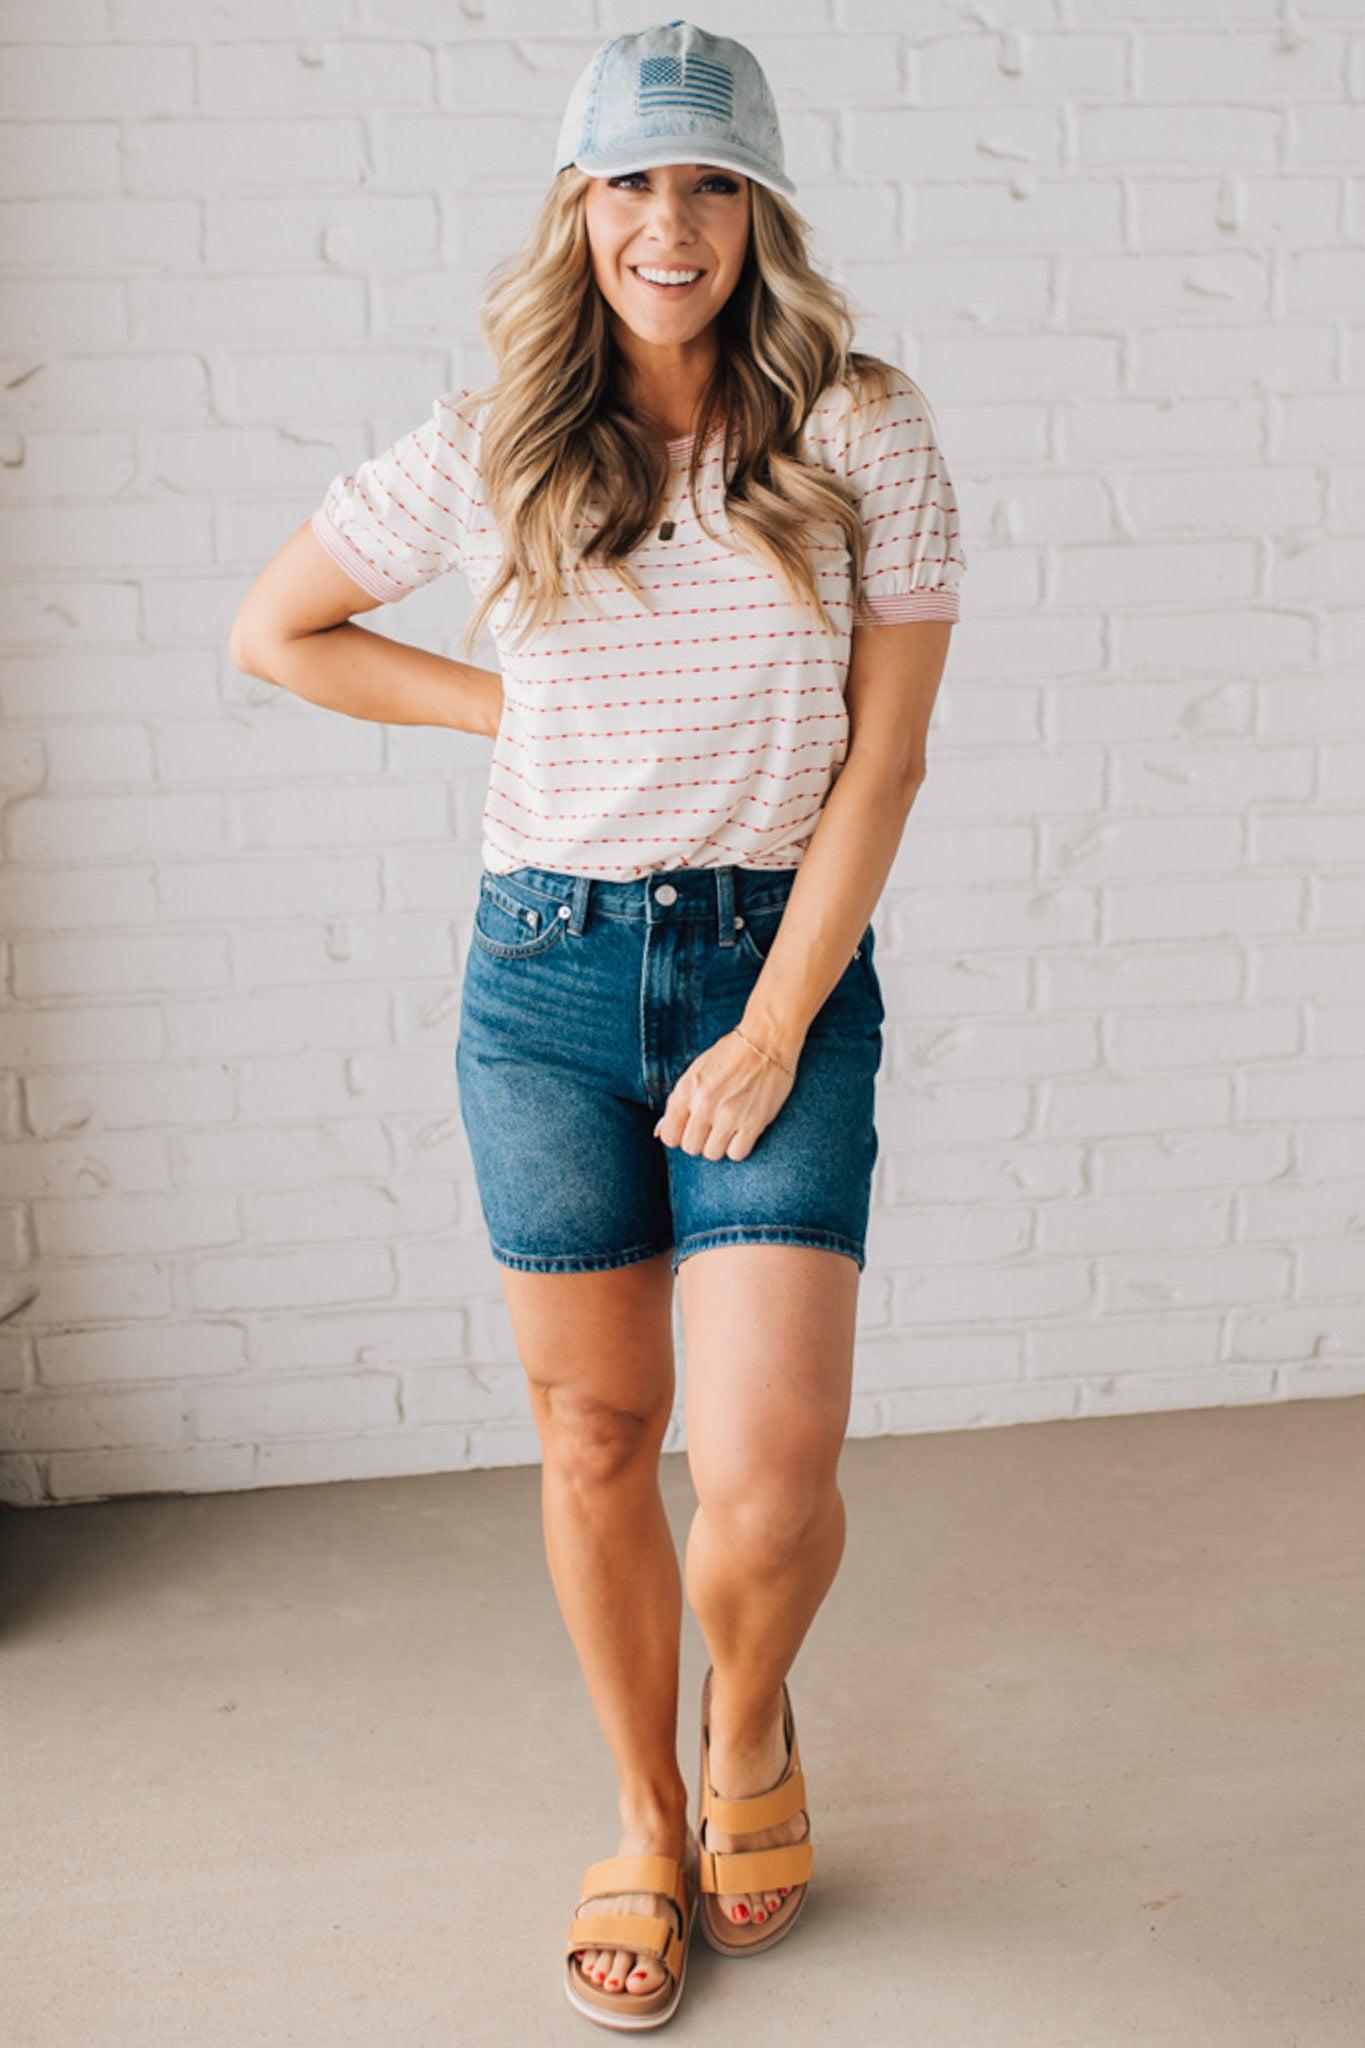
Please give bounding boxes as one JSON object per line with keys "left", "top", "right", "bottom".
{"left": 457, "top": 165, "right": 900, "bottom": 658}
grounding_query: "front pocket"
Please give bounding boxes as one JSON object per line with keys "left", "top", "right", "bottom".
{"left": 735, "top": 906, "right": 869, "bottom": 974}
{"left": 735, "top": 908, "right": 786, "bottom": 969}
{"left": 470, "top": 877, "right": 572, "bottom": 960}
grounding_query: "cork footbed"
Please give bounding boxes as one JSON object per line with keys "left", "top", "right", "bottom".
{"left": 696, "top": 1663, "right": 814, "bottom": 1956}
{"left": 563, "top": 1836, "right": 699, "bottom": 2031}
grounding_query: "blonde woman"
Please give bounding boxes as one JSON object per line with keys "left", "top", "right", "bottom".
{"left": 231, "top": 19, "right": 964, "bottom": 2033}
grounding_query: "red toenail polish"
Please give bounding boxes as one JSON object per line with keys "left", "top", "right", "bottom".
{"left": 755, "top": 1909, "right": 766, "bottom": 1921}
{"left": 734, "top": 1906, "right": 748, "bottom": 1920}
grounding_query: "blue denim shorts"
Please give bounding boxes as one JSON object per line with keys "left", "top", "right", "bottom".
{"left": 455, "top": 864, "right": 884, "bottom": 1276}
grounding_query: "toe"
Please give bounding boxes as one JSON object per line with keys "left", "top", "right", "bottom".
{"left": 597, "top": 1947, "right": 621, "bottom": 1987}
{"left": 627, "top": 1953, "right": 665, "bottom": 1996}
{"left": 748, "top": 1892, "right": 768, "bottom": 1923}
{"left": 602, "top": 1948, "right": 630, "bottom": 1992}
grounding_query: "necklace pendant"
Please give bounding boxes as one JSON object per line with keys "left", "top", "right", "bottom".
{"left": 658, "top": 519, "right": 675, "bottom": 540}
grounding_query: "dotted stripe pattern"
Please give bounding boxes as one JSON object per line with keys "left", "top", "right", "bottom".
{"left": 312, "top": 367, "right": 965, "bottom": 878}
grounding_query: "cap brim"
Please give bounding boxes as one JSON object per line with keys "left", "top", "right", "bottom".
{"left": 562, "top": 142, "right": 795, "bottom": 199}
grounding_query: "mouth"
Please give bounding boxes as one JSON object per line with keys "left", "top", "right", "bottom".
{"left": 630, "top": 265, "right": 706, "bottom": 296}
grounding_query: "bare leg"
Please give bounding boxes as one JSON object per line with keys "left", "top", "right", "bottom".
{"left": 681, "top": 1244, "right": 858, "bottom": 1926}
{"left": 502, "top": 1254, "right": 693, "bottom": 2000}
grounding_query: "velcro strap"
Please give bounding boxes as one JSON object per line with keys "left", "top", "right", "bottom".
{"left": 698, "top": 1838, "right": 813, "bottom": 1896}
{"left": 564, "top": 1910, "right": 680, "bottom": 1975}
{"left": 705, "top": 1764, "right": 806, "bottom": 1835}
{"left": 577, "top": 1853, "right": 685, "bottom": 1910}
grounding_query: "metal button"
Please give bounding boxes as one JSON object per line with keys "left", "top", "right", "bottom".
{"left": 525, "top": 908, "right": 539, "bottom": 929}
{"left": 557, "top": 904, "right": 571, "bottom": 919}
{"left": 734, "top": 915, "right": 745, "bottom": 929}
{"left": 654, "top": 883, "right": 678, "bottom": 905}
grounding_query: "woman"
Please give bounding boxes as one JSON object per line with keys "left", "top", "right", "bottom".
{"left": 231, "top": 19, "right": 964, "bottom": 2032}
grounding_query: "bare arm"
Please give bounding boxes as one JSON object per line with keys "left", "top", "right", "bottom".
{"left": 229, "top": 519, "right": 503, "bottom": 741}
{"left": 740, "top": 618, "right": 953, "bottom": 1067}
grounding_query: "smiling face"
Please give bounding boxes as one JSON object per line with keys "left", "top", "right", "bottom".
{"left": 583, "top": 163, "right": 752, "bottom": 410}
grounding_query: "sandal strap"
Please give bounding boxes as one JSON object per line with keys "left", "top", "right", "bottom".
{"left": 698, "top": 1837, "right": 813, "bottom": 1895}
{"left": 576, "top": 1853, "right": 688, "bottom": 1914}
{"left": 565, "top": 1852, "right": 693, "bottom": 1977}
{"left": 564, "top": 1910, "right": 685, "bottom": 1978}
{"left": 704, "top": 1762, "right": 807, "bottom": 1834}
{"left": 697, "top": 1668, "right": 814, "bottom": 1901}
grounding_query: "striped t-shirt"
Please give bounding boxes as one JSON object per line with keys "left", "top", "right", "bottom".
{"left": 311, "top": 365, "right": 966, "bottom": 880}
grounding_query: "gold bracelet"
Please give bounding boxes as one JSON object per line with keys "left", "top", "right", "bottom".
{"left": 733, "top": 1025, "right": 795, "bottom": 1079}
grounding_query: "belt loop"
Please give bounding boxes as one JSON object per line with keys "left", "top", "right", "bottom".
{"left": 716, "top": 865, "right": 736, "bottom": 948}
{"left": 568, "top": 875, "right": 590, "bottom": 935}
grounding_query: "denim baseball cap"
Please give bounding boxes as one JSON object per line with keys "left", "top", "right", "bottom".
{"left": 553, "top": 19, "right": 796, "bottom": 199}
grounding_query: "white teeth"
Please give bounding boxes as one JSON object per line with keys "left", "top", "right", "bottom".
{"left": 635, "top": 267, "right": 702, "bottom": 285}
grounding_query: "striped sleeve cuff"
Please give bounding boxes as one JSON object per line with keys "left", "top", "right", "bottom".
{"left": 310, "top": 505, "right": 412, "bottom": 604}
{"left": 858, "top": 587, "right": 961, "bottom": 624}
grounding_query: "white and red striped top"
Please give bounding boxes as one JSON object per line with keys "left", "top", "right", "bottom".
{"left": 311, "top": 365, "right": 966, "bottom": 879}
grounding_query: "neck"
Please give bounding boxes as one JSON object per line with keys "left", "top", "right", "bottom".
{"left": 616, "top": 335, "right": 720, "bottom": 444}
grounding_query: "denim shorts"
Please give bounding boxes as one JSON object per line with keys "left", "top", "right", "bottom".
{"left": 455, "top": 863, "right": 884, "bottom": 1277}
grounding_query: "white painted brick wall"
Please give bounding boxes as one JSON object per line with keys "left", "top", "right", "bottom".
{"left": 3, "top": 3, "right": 1364, "bottom": 1509}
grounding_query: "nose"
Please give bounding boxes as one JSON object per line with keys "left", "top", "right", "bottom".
{"left": 642, "top": 188, "right": 697, "bottom": 236}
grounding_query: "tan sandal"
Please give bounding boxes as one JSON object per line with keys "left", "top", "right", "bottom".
{"left": 563, "top": 1838, "right": 699, "bottom": 2031}
{"left": 696, "top": 1663, "right": 813, "bottom": 1956}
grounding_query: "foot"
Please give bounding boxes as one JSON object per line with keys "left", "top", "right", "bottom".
{"left": 571, "top": 1815, "right": 699, "bottom": 2001}
{"left": 705, "top": 1687, "right": 807, "bottom": 1928}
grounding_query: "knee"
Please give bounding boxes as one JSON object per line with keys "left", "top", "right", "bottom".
{"left": 535, "top": 1384, "right": 667, "bottom": 1489}
{"left": 696, "top": 1468, "right": 840, "bottom": 1562}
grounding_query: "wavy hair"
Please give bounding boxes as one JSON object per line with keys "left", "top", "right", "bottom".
{"left": 456, "top": 164, "right": 901, "bottom": 659}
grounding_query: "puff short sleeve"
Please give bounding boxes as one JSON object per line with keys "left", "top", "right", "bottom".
{"left": 835, "top": 367, "right": 966, "bottom": 625}
{"left": 310, "top": 390, "right": 480, "bottom": 603}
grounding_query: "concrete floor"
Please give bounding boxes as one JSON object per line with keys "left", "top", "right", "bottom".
{"left": 2, "top": 1396, "right": 1361, "bottom": 2048}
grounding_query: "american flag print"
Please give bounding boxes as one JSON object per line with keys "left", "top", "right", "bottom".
{"left": 636, "top": 52, "right": 735, "bottom": 119}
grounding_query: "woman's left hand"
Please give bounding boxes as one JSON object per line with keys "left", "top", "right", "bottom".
{"left": 653, "top": 1028, "right": 799, "bottom": 1162}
